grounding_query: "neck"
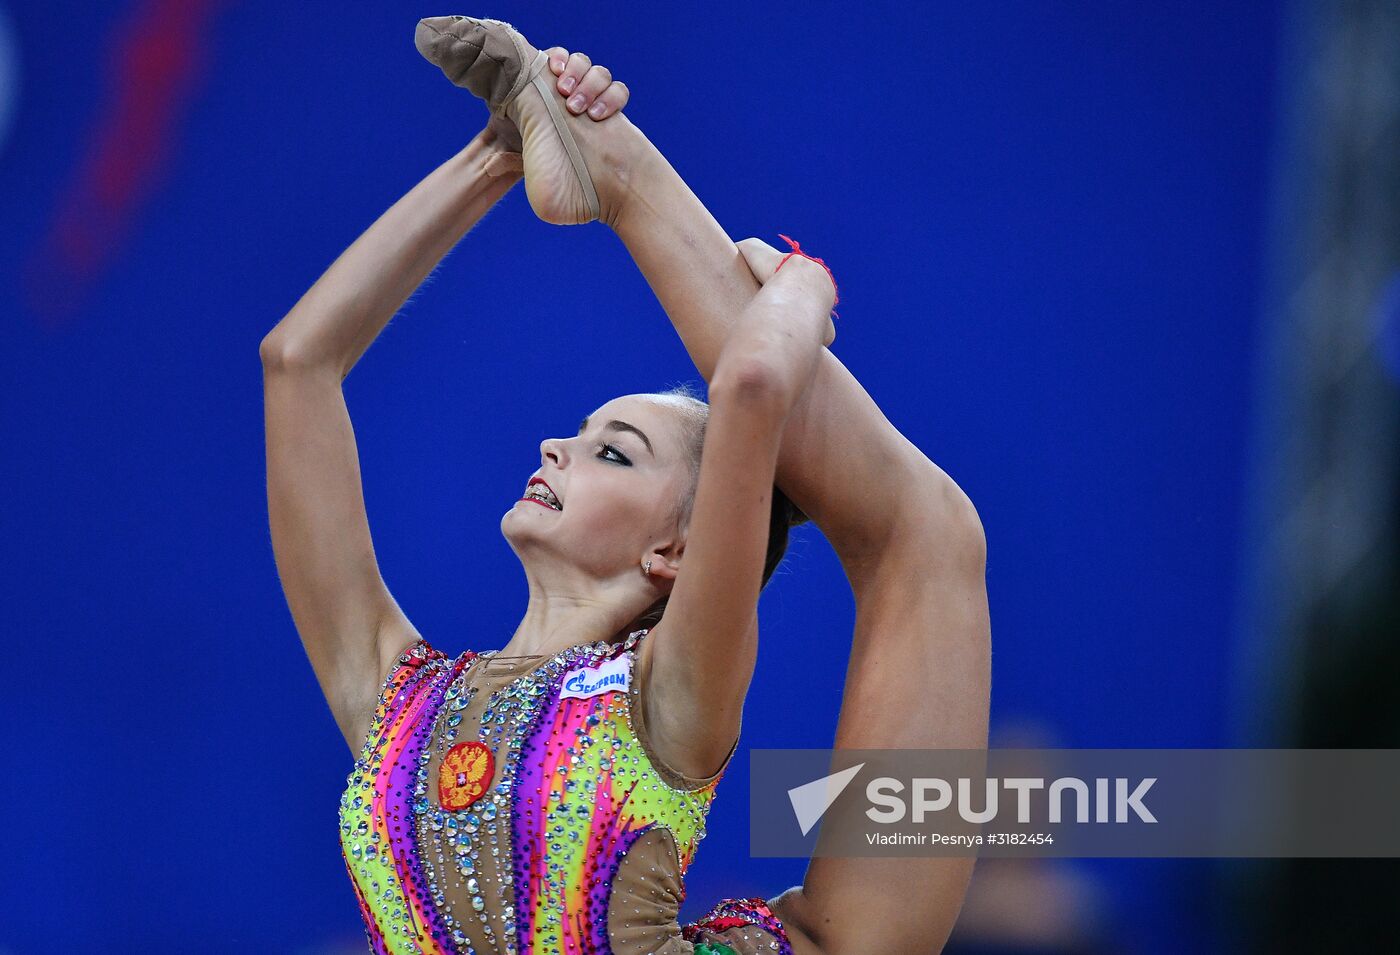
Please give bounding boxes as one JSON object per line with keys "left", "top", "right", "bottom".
{"left": 501, "top": 566, "right": 655, "bottom": 658}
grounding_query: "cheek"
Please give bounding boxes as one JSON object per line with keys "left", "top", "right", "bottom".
{"left": 567, "top": 475, "right": 644, "bottom": 526}
{"left": 573, "top": 483, "right": 673, "bottom": 540}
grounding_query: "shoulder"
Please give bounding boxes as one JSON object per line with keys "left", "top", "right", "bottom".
{"left": 345, "top": 637, "right": 468, "bottom": 756}
{"left": 377, "top": 632, "right": 453, "bottom": 674}
{"left": 372, "top": 638, "right": 459, "bottom": 698}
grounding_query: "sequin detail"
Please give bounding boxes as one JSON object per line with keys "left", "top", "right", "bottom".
{"left": 683, "top": 897, "right": 796, "bottom": 955}
{"left": 338, "top": 631, "right": 747, "bottom": 954}
{"left": 339, "top": 641, "right": 469, "bottom": 952}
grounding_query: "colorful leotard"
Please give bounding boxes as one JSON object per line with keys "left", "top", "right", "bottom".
{"left": 338, "top": 629, "right": 794, "bottom": 955}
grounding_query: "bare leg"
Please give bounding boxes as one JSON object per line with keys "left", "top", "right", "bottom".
{"left": 772, "top": 528, "right": 990, "bottom": 955}
{"left": 605, "top": 127, "right": 992, "bottom": 953}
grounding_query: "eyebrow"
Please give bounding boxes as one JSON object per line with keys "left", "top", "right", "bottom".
{"left": 578, "top": 416, "right": 654, "bottom": 457}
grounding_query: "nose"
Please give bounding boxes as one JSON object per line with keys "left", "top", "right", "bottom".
{"left": 540, "top": 436, "right": 567, "bottom": 468}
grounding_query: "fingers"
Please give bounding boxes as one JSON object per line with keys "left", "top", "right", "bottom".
{"left": 587, "top": 80, "right": 629, "bottom": 120}
{"left": 567, "top": 64, "right": 613, "bottom": 115}
{"left": 738, "top": 237, "right": 840, "bottom": 337}
{"left": 545, "top": 47, "right": 629, "bottom": 120}
{"left": 736, "top": 238, "right": 784, "bottom": 284}
{"left": 483, "top": 150, "right": 525, "bottom": 179}
{"left": 557, "top": 51, "right": 592, "bottom": 98}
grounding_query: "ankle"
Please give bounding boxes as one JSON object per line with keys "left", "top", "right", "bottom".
{"left": 598, "top": 116, "right": 662, "bottom": 231}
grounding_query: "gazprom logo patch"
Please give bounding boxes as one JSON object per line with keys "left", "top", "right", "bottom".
{"left": 559, "top": 655, "right": 631, "bottom": 700}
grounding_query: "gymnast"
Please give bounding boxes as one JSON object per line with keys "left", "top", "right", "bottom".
{"left": 260, "top": 15, "right": 990, "bottom": 954}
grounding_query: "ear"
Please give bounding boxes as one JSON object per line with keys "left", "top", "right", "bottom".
{"left": 643, "top": 542, "right": 684, "bottom": 583}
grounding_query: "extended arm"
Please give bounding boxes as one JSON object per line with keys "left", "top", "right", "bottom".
{"left": 260, "top": 127, "right": 522, "bottom": 754}
{"left": 647, "top": 247, "right": 837, "bottom": 773}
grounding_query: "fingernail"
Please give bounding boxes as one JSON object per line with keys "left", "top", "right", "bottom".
{"left": 561, "top": 76, "right": 575, "bottom": 93}
{"left": 568, "top": 94, "right": 587, "bottom": 112}
{"left": 588, "top": 101, "right": 606, "bottom": 118}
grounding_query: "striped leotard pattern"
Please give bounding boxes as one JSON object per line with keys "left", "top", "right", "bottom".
{"left": 338, "top": 630, "right": 795, "bottom": 954}
{"left": 340, "top": 641, "right": 471, "bottom": 948}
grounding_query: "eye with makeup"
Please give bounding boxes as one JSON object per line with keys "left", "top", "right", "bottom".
{"left": 597, "top": 443, "right": 632, "bottom": 466}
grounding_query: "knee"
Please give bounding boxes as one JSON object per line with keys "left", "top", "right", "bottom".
{"left": 938, "top": 474, "right": 986, "bottom": 565}
{"left": 892, "top": 464, "right": 987, "bottom": 574}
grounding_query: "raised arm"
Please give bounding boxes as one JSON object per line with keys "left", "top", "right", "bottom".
{"left": 536, "top": 62, "right": 989, "bottom": 953}
{"left": 259, "top": 127, "right": 523, "bottom": 754}
{"left": 645, "top": 242, "right": 837, "bottom": 775}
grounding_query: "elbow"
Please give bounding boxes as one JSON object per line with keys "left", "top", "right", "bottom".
{"left": 259, "top": 331, "right": 335, "bottom": 376}
{"left": 258, "top": 333, "right": 288, "bottom": 370}
{"left": 709, "top": 355, "right": 794, "bottom": 415}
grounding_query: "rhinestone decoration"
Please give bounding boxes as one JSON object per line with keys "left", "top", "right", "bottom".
{"left": 336, "top": 632, "right": 793, "bottom": 954}
{"left": 682, "top": 898, "right": 795, "bottom": 955}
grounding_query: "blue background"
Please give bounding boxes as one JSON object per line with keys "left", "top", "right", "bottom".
{"left": 1, "top": 1, "right": 1282, "bottom": 951}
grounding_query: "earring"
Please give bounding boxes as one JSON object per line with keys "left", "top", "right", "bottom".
{"left": 643, "top": 559, "right": 652, "bottom": 575}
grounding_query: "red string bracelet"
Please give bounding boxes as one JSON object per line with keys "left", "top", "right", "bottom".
{"left": 773, "top": 233, "right": 840, "bottom": 319}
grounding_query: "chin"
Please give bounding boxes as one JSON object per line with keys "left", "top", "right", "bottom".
{"left": 500, "top": 504, "right": 527, "bottom": 534}
{"left": 501, "top": 502, "right": 557, "bottom": 546}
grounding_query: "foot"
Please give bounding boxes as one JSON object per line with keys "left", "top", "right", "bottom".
{"left": 416, "top": 16, "right": 642, "bottom": 227}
